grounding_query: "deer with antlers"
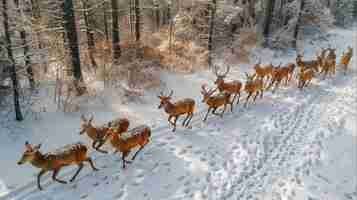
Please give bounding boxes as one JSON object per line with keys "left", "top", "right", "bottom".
{"left": 17, "top": 142, "right": 98, "bottom": 190}
{"left": 339, "top": 46, "right": 353, "bottom": 75}
{"left": 158, "top": 90, "right": 195, "bottom": 132}
{"left": 213, "top": 65, "right": 242, "bottom": 106}
{"left": 266, "top": 63, "right": 289, "bottom": 92}
{"left": 104, "top": 125, "right": 151, "bottom": 169}
{"left": 201, "top": 85, "right": 232, "bottom": 121}
{"left": 244, "top": 73, "right": 264, "bottom": 107}
{"left": 79, "top": 114, "right": 129, "bottom": 153}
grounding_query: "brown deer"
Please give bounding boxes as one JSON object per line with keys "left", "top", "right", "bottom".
{"left": 298, "top": 67, "right": 314, "bottom": 90}
{"left": 17, "top": 142, "right": 98, "bottom": 190}
{"left": 320, "top": 48, "right": 337, "bottom": 79}
{"left": 340, "top": 46, "right": 353, "bottom": 75}
{"left": 244, "top": 73, "right": 264, "bottom": 107}
{"left": 266, "top": 63, "right": 289, "bottom": 92}
{"left": 296, "top": 54, "right": 320, "bottom": 73}
{"left": 283, "top": 63, "right": 296, "bottom": 84}
{"left": 80, "top": 114, "right": 129, "bottom": 153}
{"left": 213, "top": 65, "right": 242, "bottom": 106}
{"left": 253, "top": 60, "right": 274, "bottom": 84}
{"left": 157, "top": 90, "right": 195, "bottom": 132}
{"left": 201, "top": 85, "right": 232, "bottom": 121}
{"left": 105, "top": 125, "right": 151, "bottom": 169}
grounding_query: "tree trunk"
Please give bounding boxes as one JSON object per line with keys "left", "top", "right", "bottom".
{"left": 134, "top": 0, "right": 141, "bottom": 42}
{"left": 63, "top": 0, "right": 86, "bottom": 95}
{"left": 129, "top": 0, "right": 134, "bottom": 38}
{"left": 293, "top": 0, "right": 305, "bottom": 49}
{"left": 81, "top": 0, "right": 98, "bottom": 70}
{"left": 14, "top": 0, "right": 35, "bottom": 90}
{"left": 154, "top": 0, "right": 160, "bottom": 31}
{"left": 103, "top": 0, "right": 109, "bottom": 41}
{"left": 208, "top": 0, "right": 216, "bottom": 68}
{"left": 263, "top": 0, "right": 275, "bottom": 45}
{"left": 111, "top": 0, "right": 121, "bottom": 63}
{"left": 31, "top": 0, "right": 47, "bottom": 73}
{"left": 2, "top": 0, "right": 24, "bottom": 121}
{"left": 168, "top": 1, "right": 173, "bottom": 54}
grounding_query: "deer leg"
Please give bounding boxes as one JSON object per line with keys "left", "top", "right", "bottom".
{"left": 168, "top": 116, "right": 174, "bottom": 125}
{"left": 37, "top": 170, "right": 47, "bottom": 190}
{"left": 95, "top": 140, "right": 108, "bottom": 154}
{"left": 52, "top": 168, "right": 67, "bottom": 184}
{"left": 212, "top": 107, "right": 220, "bottom": 116}
{"left": 221, "top": 104, "right": 227, "bottom": 117}
{"left": 132, "top": 145, "right": 145, "bottom": 161}
{"left": 236, "top": 92, "right": 241, "bottom": 104}
{"left": 172, "top": 116, "right": 178, "bottom": 132}
{"left": 182, "top": 114, "right": 190, "bottom": 126}
{"left": 85, "top": 157, "right": 99, "bottom": 171}
{"left": 122, "top": 151, "right": 132, "bottom": 169}
{"left": 203, "top": 108, "right": 211, "bottom": 121}
{"left": 69, "top": 163, "right": 84, "bottom": 182}
{"left": 244, "top": 93, "right": 252, "bottom": 107}
{"left": 260, "top": 89, "right": 264, "bottom": 98}
{"left": 185, "top": 113, "right": 193, "bottom": 127}
{"left": 253, "top": 91, "right": 259, "bottom": 102}
{"left": 92, "top": 141, "right": 98, "bottom": 149}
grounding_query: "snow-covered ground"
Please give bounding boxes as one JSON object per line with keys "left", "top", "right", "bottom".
{"left": 0, "top": 28, "right": 356, "bottom": 200}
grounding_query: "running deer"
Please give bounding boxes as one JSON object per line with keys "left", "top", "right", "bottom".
{"left": 266, "top": 63, "right": 290, "bottom": 92}
{"left": 296, "top": 54, "right": 320, "bottom": 73}
{"left": 79, "top": 114, "right": 129, "bottom": 153}
{"left": 213, "top": 65, "right": 242, "bottom": 106}
{"left": 320, "top": 48, "right": 337, "bottom": 79}
{"left": 157, "top": 90, "right": 195, "bottom": 132}
{"left": 17, "top": 142, "right": 98, "bottom": 190}
{"left": 340, "top": 46, "right": 353, "bottom": 75}
{"left": 253, "top": 60, "right": 274, "bottom": 84}
{"left": 201, "top": 84, "right": 232, "bottom": 121}
{"left": 105, "top": 125, "right": 151, "bottom": 169}
{"left": 244, "top": 73, "right": 264, "bottom": 107}
{"left": 298, "top": 67, "right": 314, "bottom": 90}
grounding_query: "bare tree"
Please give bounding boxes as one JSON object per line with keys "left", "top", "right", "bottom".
{"left": 262, "top": 0, "right": 275, "bottom": 46}
{"left": 81, "top": 0, "right": 98, "bottom": 70}
{"left": 293, "top": 0, "right": 305, "bottom": 49}
{"left": 2, "top": 0, "right": 24, "bottom": 121}
{"left": 208, "top": 0, "right": 217, "bottom": 68}
{"left": 14, "top": 0, "right": 35, "bottom": 90}
{"left": 62, "top": 0, "right": 86, "bottom": 95}
{"left": 111, "top": 0, "right": 121, "bottom": 63}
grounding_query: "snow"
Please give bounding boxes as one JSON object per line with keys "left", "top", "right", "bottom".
{"left": 0, "top": 27, "right": 356, "bottom": 200}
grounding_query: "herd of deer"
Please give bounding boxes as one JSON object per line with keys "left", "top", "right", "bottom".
{"left": 17, "top": 46, "right": 353, "bottom": 190}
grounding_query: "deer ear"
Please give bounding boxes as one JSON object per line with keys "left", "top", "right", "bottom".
{"left": 25, "top": 141, "right": 33, "bottom": 151}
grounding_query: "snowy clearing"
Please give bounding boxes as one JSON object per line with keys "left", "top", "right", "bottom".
{"left": 0, "top": 28, "right": 356, "bottom": 200}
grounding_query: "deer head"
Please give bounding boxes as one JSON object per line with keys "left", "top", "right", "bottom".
{"left": 157, "top": 90, "right": 173, "bottom": 109}
{"left": 213, "top": 65, "right": 230, "bottom": 85}
{"left": 17, "top": 141, "right": 42, "bottom": 165}
{"left": 201, "top": 84, "right": 217, "bottom": 103}
{"left": 253, "top": 59, "right": 262, "bottom": 69}
{"left": 80, "top": 114, "right": 94, "bottom": 135}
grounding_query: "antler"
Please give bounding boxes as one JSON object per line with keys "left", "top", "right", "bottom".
{"left": 89, "top": 114, "right": 94, "bottom": 123}
{"left": 80, "top": 114, "right": 87, "bottom": 122}
{"left": 168, "top": 90, "right": 173, "bottom": 97}
{"left": 223, "top": 65, "right": 230, "bottom": 76}
{"left": 201, "top": 84, "right": 208, "bottom": 93}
